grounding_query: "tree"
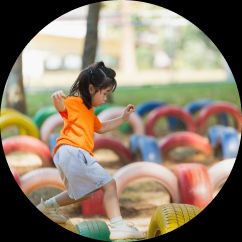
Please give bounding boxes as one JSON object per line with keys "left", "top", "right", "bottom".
{"left": 82, "top": 2, "right": 101, "bottom": 69}
{"left": 5, "top": 53, "right": 27, "bottom": 114}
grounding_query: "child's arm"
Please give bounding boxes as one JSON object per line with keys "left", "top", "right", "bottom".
{"left": 97, "top": 104, "right": 135, "bottom": 133}
{"left": 51, "top": 90, "right": 67, "bottom": 112}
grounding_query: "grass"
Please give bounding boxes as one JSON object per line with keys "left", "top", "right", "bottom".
{"left": 1, "top": 81, "right": 240, "bottom": 118}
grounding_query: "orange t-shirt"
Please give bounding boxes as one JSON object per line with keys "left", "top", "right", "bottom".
{"left": 53, "top": 96, "right": 102, "bottom": 156}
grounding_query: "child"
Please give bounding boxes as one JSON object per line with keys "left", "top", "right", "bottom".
{"left": 36, "top": 61, "right": 145, "bottom": 240}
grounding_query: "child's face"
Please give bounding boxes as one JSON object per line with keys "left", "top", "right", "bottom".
{"left": 91, "top": 86, "right": 113, "bottom": 107}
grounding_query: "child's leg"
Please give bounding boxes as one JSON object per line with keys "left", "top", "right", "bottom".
{"left": 101, "top": 179, "right": 122, "bottom": 219}
{"left": 102, "top": 179, "right": 145, "bottom": 240}
{"left": 40, "top": 190, "right": 93, "bottom": 208}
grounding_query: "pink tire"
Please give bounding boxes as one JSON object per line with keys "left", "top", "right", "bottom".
{"left": 113, "top": 161, "right": 180, "bottom": 202}
{"left": 10, "top": 167, "right": 21, "bottom": 186}
{"left": 98, "top": 106, "right": 145, "bottom": 134}
{"left": 94, "top": 137, "right": 132, "bottom": 164}
{"left": 40, "top": 113, "right": 63, "bottom": 143}
{"left": 173, "top": 163, "right": 213, "bottom": 208}
{"left": 195, "top": 102, "right": 242, "bottom": 134}
{"left": 20, "top": 167, "right": 64, "bottom": 196}
{"left": 2, "top": 135, "right": 53, "bottom": 167}
{"left": 208, "top": 158, "right": 236, "bottom": 196}
{"left": 145, "top": 105, "right": 196, "bottom": 136}
{"left": 158, "top": 131, "right": 213, "bottom": 157}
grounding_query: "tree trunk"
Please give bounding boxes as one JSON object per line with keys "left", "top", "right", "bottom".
{"left": 119, "top": 0, "right": 137, "bottom": 74}
{"left": 5, "top": 53, "right": 27, "bottom": 114}
{"left": 82, "top": 2, "right": 101, "bottom": 69}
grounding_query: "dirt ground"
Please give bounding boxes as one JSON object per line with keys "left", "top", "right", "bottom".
{"left": 5, "top": 130, "right": 224, "bottom": 237}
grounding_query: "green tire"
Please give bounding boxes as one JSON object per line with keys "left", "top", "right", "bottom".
{"left": 94, "top": 104, "right": 112, "bottom": 115}
{"left": 32, "top": 106, "right": 57, "bottom": 128}
{"left": 76, "top": 220, "right": 111, "bottom": 241}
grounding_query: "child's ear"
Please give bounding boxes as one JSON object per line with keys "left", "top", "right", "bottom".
{"left": 89, "top": 84, "right": 95, "bottom": 95}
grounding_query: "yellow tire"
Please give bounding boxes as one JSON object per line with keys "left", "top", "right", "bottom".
{"left": 0, "top": 112, "right": 39, "bottom": 138}
{"left": 0, "top": 108, "right": 27, "bottom": 135}
{"left": 147, "top": 203, "right": 201, "bottom": 239}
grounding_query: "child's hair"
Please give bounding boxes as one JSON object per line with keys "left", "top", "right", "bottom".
{"left": 69, "top": 61, "right": 117, "bottom": 109}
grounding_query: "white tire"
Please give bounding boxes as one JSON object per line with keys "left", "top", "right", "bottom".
{"left": 113, "top": 161, "right": 179, "bottom": 202}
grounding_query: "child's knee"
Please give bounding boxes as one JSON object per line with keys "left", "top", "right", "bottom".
{"left": 103, "top": 179, "right": 117, "bottom": 191}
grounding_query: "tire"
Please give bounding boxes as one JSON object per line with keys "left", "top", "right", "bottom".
{"left": 147, "top": 203, "right": 201, "bottom": 238}
{"left": 208, "top": 158, "right": 236, "bottom": 196}
{"left": 94, "top": 137, "right": 132, "bottom": 164}
{"left": 98, "top": 106, "right": 145, "bottom": 135}
{"left": 10, "top": 167, "right": 21, "bottom": 186}
{"left": 136, "top": 101, "right": 180, "bottom": 131}
{"left": 94, "top": 103, "right": 112, "bottom": 115}
{"left": 113, "top": 162, "right": 180, "bottom": 202}
{"left": 40, "top": 113, "right": 63, "bottom": 143}
{"left": 20, "top": 167, "right": 64, "bottom": 196}
{"left": 130, "top": 135, "right": 162, "bottom": 163}
{"left": 184, "top": 99, "right": 229, "bottom": 125}
{"left": 76, "top": 220, "right": 111, "bottom": 241}
{"left": 2, "top": 135, "right": 53, "bottom": 167}
{"left": 33, "top": 106, "right": 57, "bottom": 128}
{"left": 195, "top": 102, "right": 242, "bottom": 134}
{"left": 158, "top": 131, "right": 213, "bottom": 157}
{"left": 0, "top": 112, "right": 39, "bottom": 138}
{"left": 173, "top": 163, "right": 213, "bottom": 208}
{"left": 145, "top": 105, "right": 196, "bottom": 137}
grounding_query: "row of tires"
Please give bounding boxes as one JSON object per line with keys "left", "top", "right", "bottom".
{"left": 59, "top": 203, "right": 201, "bottom": 240}
{"left": 1, "top": 101, "right": 241, "bottom": 142}
{"left": 3, "top": 127, "right": 239, "bottom": 173}
{"left": 12, "top": 158, "right": 235, "bottom": 217}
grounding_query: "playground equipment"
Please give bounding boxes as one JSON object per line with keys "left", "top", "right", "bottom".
{"left": 61, "top": 203, "right": 201, "bottom": 240}
{"left": 129, "top": 134, "right": 162, "bottom": 163}
{"left": 40, "top": 113, "right": 63, "bottom": 143}
{"left": 0, "top": 112, "right": 39, "bottom": 138}
{"left": 208, "top": 158, "right": 236, "bottom": 197}
{"left": 113, "top": 162, "right": 180, "bottom": 203}
{"left": 98, "top": 106, "right": 145, "bottom": 135}
{"left": 208, "top": 125, "right": 240, "bottom": 159}
{"left": 2, "top": 135, "right": 53, "bottom": 167}
{"left": 147, "top": 203, "right": 201, "bottom": 238}
{"left": 136, "top": 101, "right": 180, "bottom": 130}
{"left": 195, "top": 102, "right": 242, "bottom": 134}
{"left": 184, "top": 98, "right": 228, "bottom": 125}
{"left": 145, "top": 105, "right": 196, "bottom": 137}
{"left": 94, "top": 136, "right": 132, "bottom": 164}
{"left": 20, "top": 167, "right": 65, "bottom": 196}
{"left": 158, "top": 131, "right": 213, "bottom": 158}
{"left": 32, "top": 106, "right": 57, "bottom": 128}
{"left": 173, "top": 163, "right": 213, "bottom": 208}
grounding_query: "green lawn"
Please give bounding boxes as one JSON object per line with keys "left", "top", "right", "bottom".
{"left": 22, "top": 81, "right": 240, "bottom": 118}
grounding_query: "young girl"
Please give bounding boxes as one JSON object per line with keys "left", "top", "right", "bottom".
{"left": 36, "top": 61, "right": 145, "bottom": 240}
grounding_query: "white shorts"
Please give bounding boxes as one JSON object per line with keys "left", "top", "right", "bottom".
{"left": 53, "top": 144, "right": 113, "bottom": 200}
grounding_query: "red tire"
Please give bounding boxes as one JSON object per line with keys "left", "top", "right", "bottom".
{"left": 20, "top": 167, "right": 64, "bottom": 196}
{"left": 98, "top": 107, "right": 145, "bottom": 134}
{"left": 208, "top": 158, "right": 236, "bottom": 197}
{"left": 94, "top": 137, "right": 132, "bottom": 164}
{"left": 195, "top": 102, "right": 242, "bottom": 134}
{"left": 145, "top": 105, "right": 196, "bottom": 136}
{"left": 113, "top": 161, "right": 180, "bottom": 202}
{"left": 173, "top": 163, "right": 213, "bottom": 208}
{"left": 158, "top": 131, "right": 213, "bottom": 157}
{"left": 2, "top": 135, "right": 53, "bottom": 167}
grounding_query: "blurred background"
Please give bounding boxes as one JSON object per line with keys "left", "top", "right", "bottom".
{"left": 1, "top": 0, "right": 240, "bottom": 116}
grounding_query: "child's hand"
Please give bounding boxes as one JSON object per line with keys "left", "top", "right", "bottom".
{"left": 122, "top": 104, "right": 135, "bottom": 121}
{"left": 51, "top": 90, "right": 66, "bottom": 100}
